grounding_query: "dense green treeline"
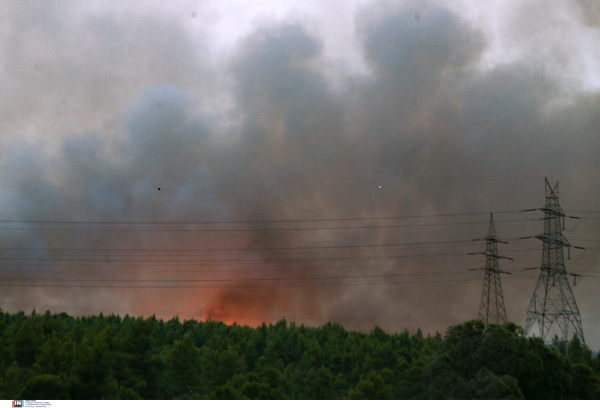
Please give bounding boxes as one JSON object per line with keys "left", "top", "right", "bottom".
{"left": 0, "top": 309, "right": 598, "bottom": 399}
{"left": 428, "top": 321, "right": 600, "bottom": 399}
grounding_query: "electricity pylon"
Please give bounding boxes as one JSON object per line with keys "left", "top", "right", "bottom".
{"left": 471, "top": 213, "right": 510, "bottom": 325}
{"left": 524, "top": 178, "right": 585, "bottom": 344}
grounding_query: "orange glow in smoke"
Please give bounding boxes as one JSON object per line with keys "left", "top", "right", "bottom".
{"left": 201, "top": 289, "right": 276, "bottom": 327}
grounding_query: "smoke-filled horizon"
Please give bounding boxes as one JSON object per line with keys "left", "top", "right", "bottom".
{"left": 1, "top": 0, "right": 599, "bottom": 348}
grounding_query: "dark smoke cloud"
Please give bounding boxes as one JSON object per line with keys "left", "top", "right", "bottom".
{"left": 576, "top": 0, "right": 600, "bottom": 26}
{"left": 1, "top": 0, "right": 599, "bottom": 348}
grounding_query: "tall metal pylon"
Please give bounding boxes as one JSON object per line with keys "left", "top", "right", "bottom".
{"left": 524, "top": 178, "right": 585, "bottom": 344}
{"left": 471, "top": 213, "right": 510, "bottom": 325}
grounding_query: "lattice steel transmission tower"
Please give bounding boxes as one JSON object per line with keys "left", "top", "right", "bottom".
{"left": 524, "top": 178, "right": 585, "bottom": 344}
{"left": 471, "top": 213, "right": 510, "bottom": 325}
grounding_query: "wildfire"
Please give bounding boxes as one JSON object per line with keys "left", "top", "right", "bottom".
{"left": 201, "top": 289, "right": 275, "bottom": 327}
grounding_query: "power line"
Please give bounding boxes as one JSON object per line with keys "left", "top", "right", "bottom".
{"left": 476, "top": 213, "right": 508, "bottom": 325}
{"left": 0, "top": 209, "right": 536, "bottom": 225}
{"left": 0, "top": 218, "right": 535, "bottom": 232}
{"left": 0, "top": 265, "right": 542, "bottom": 283}
{"left": 0, "top": 248, "right": 537, "bottom": 264}
{"left": 0, "top": 270, "right": 481, "bottom": 283}
{"left": 525, "top": 179, "right": 585, "bottom": 344}
{"left": 0, "top": 259, "right": 489, "bottom": 275}
{"left": 0, "top": 233, "right": 569, "bottom": 253}
{"left": 0, "top": 253, "right": 562, "bottom": 273}
{"left": 0, "top": 275, "right": 530, "bottom": 289}
{"left": 0, "top": 239, "right": 476, "bottom": 252}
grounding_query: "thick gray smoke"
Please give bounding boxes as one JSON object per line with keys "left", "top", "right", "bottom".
{"left": 1, "top": 0, "right": 599, "bottom": 347}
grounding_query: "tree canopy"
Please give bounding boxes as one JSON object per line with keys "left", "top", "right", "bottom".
{"left": 0, "top": 309, "right": 598, "bottom": 399}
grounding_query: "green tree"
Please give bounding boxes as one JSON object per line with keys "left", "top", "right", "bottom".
{"left": 69, "top": 333, "right": 113, "bottom": 399}
{"left": 201, "top": 346, "right": 246, "bottom": 389}
{"left": 167, "top": 331, "right": 200, "bottom": 397}
{"left": 208, "top": 384, "right": 244, "bottom": 399}
{"left": 569, "top": 364, "right": 600, "bottom": 399}
{"left": 426, "top": 320, "right": 590, "bottom": 399}
{"left": 12, "top": 318, "right": 43, "bottom": 367}
{"left": 0, "top": 362, "right": 35, "bottom": 400}
{"left": 349, "top": 372, "right": 394, "bottom": 399}
{"left": 239, "top": 380, "right": 288, "bottom": 399}
{"left": 300, "top": 366, "right": 337, "bottom": 399}
{"left": 568, "top": 333, "right": 592, "bottom": 365}
{"left": 34, "top": 336, "right": 75, "bottom": 376}
{"left": 18, "top": 375, "right": 70, "bottom": 399}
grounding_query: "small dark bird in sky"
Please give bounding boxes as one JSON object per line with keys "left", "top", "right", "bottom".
{"left": 158, "top": 188, "right": 161, "bottom": 190}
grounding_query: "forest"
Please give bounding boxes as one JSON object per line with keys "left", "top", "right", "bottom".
{"left": 0, "top": 308, "right": 599, "bottom": 399}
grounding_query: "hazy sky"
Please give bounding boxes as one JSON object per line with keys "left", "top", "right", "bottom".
{"left": 1, "top": 0, "right": 599, "bottom": 348}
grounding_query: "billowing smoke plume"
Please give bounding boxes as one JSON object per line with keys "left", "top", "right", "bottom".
{"left": 1, "top": 0, "right": 599, "bottom": 347}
